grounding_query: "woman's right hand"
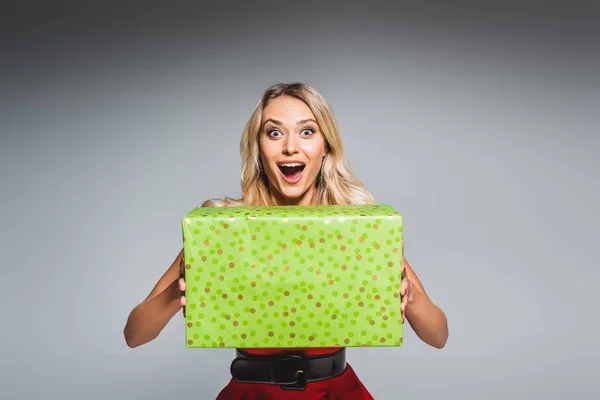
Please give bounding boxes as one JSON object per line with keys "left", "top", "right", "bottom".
{"left": 179, "top": 253, "right": 187, "bottom": 316}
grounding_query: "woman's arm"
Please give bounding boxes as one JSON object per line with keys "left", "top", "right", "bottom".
{"left": 123, "top": 249, "right": 184, "bottom": 348}
{"left": 403, "top": 256, "right": 449, "bottom": 349}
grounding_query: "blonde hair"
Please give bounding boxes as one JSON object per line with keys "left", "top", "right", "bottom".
{"left": 206, "top": 83, "right": 375, "bottom": 208}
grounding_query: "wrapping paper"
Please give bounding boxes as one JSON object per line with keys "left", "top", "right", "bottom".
{"left": 182, "top": 204, "right": 403, "bottom": 348}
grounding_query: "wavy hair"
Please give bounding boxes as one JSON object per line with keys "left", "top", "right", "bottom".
{"left": 207, "top": 83, "right": 375, "bottom": 208}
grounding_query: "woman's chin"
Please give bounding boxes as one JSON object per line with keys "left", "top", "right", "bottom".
{"left": 275, "top": 185, "right": 313, "bottom": 205}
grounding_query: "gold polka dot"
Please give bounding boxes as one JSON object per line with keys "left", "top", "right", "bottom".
{"left": 369, "top": 320, "right": 375, "bottom": 326}
{"left": 328, "top": 279, "right": 334, "bottom": 285}
{"left": 187, "top": 322, "right": 192, "bottom": 328}
{"left": 316, "top": 302, "right": 322, "bottom": 308}
{"left": 267, "top": 254, "right": 273, "bottom": 260}
{"left": 356, "top": 255, "right": 362, "bottom": 261}
{"left": 268, "top": 331, "right": 274, "bottom": 337}
{"left": 217, "top": 249, "right": 223, "bottom": 255}
{"left": 283, "top": 312, "right": 289, "bottom": 317}
{"left": 200, "top": 302, "right": 206, "bottom": 308}
{"left": 250, "top": 281, "right": 256, "bottom": 287}
{"left": 393, "top": 247, "right": 399, "bottom": 253}
{"left": 283, "top": 291, "right": 289, "bottom": 296}
{"left": 219, "top": 275, "right": 225, "bottom": 281}
{"left": 296, "top": 240, "right": 302, "bottom": 246}
{"left": 268, "top": 301, "right": 274, "bottom": 306}
{"left": 388, "top": 262, "right": 394, "bottom": 267}
{"left": 375, "top": 294, "right": 381, "bottom": 300}
{"left": 282, "top": 244, "right": 288, "bottom": 249}
{"left": 359, "top": 287, "right": 365, "bottom": 293}
{"left": 239, "top": 246, "right": 245, "bottom": 252}
{"left": 309, "top": 243, "right": 315, "bottom": 248}
{"left": 188, "top": 340, "right": 193, "bottom": 345}
{"left": 290, "top": 333, "right": 296, "bottom": 338}
{"left": 205, "top": 287, "right": 210, "bottom": 293}
{"left": 309, "top": 336, "right": 315, "bottom": 341}
{"left": 204, "top": 240, "right": 209, "bottom": 245}
{"left": 302, "top": 225, "right": 308, "bottom": 231}
{"left": 238, "top": 294, "right": 244, "bottom": 300}
{"left": 331, "top": 314, "right": 337, "bottom": 320}
{"left": 283, "top": 266, "right": 290, "bottom": 272}
{"left": 380, "top": 337, "right": 385, "bottom": 343}
{"left": 344, "top": 338, "right": 350, "bottom": 344}
{"left": 249, "top": 308, "right": 255, "bottom": 314}
{"left": 219, "top": 342, "right": 225, "bottom": 347}
{"left": 358, "top": 301, "right": 364, "bottom": 307}
{"left": 222, "top": 294, "right": 228, "bottom": 299}
{"left": 343, "top": 293, "right": 349, "bottom": 298}
{"left": 358, "top": 237, "right": 364, "bottom": 243}
{"left": 250, "top": 262, "right": 256, "bottom": 268}
{"left": 393, "top": 292, "right": 400, "bottom": 298}
{"left": 201, "top": 256, "right": 207, "bottom": 262}
{"left": 380, "top": 306, "right": 386, "bottom": 312}
{"left": 373, "top": 224, "right": 379, "bottom": 230}
{"left": 229, "top": 262, "right": 235, "bottom": 268}
{"left": 340, "top": 245, "right": 347, "bottom": 251}
{"left": 374, "top": 243, "right": 380, "bottom": 250}
{"left": 307, "top": 294, "right": 313, "bottom": 300}
{"left": 185, "top": 264, "right": 191, "bottom": 270}
{"left": 225, "top": 315, "right": 231, "bottom": 320}
{"left": 241, "top": 334, "right": 247, "bottom": 339}
{"left": 290, "top": 321, "right": 295, "bottom": 326}
{"left": 223, "top": 223, "right": 229, "bottom": 229}
{"left": 215, "top": 229, "right": 221, "bottom": 235}
{"left": 315, "top": 269, "right": 321, "bottom": 275}
{"left": 341, "top": 265, "right": 347, "bottom": 271}
{"left": 319, "top": 238, "right": 325, "bottom": 243}
{"left": 233, "top": 321, "right": 239, "bottom": 326}
{"left": 291, "top": 307, "right": 297, "bottom": 313}
{"left": 383, "top": 315, "right": 389, "bottom": 321}
{"left": 372, "top": 274, "right": 378, "bottom": 280}
{"left": 268, "top": 271, "right": 274, "bottom": 278}
{"left": 251, "top": 235, "right": 257, "bottom": 240}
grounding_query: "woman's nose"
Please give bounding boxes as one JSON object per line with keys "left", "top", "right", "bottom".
{"left": 282, "top": 136, "right": 299, "bottom": 155}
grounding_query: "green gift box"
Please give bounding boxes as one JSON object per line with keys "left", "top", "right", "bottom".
{"left": 181, "top": 204, "right": 403, "bottom": 349}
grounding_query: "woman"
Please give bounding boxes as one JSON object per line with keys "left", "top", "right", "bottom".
{"left": 124, "top": 83, "right": 449, "bottom": 399}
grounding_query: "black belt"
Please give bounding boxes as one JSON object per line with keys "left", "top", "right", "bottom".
{"left": 230, "top": 348, "right": 347, "bottom": 391}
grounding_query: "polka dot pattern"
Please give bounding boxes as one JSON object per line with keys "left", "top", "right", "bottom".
{"left": 182, "top": 204, "right": 403, "bottom": 348}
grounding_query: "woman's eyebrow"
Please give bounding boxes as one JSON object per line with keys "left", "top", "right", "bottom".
{"left": 297, "top": 119, "right": 317, "bottom": 125}
{"left": 263, "top": 118, "right": 282, "bottom": 127}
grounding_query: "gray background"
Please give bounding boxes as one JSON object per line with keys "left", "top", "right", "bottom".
{"left": 1, "top": 1, "right": 599, "bottom": 399}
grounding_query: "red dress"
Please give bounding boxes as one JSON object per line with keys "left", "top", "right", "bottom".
{"left": 216, "top": 347, "right": 374, "bottom": 399}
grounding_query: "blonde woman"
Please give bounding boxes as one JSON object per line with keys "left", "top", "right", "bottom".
{"left": 124, "top": 83, "right": 449, "bottom": 399}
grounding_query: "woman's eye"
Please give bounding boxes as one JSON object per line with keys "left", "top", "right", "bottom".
{"left": 300, "top": 128, "right": 314, "bottom": 136}
{"left": 267, "top": 129, "right": 281, "bottom": 137}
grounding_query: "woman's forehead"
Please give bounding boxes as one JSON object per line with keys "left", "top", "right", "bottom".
{"left": 263, "top": 96, "right": 315, "bottom": 121}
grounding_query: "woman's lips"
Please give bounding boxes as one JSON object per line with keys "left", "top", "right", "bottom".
{"left": 278, "top": 162, "right": 305, "bottom": 184}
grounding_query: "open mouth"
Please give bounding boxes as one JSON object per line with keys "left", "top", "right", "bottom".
{"left": 277, "top": 162, "right": 305, "bottom": 183}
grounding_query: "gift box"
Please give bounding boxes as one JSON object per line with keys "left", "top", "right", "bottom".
{"left": 181, "top": 204, "right": 403, "bottom": 349}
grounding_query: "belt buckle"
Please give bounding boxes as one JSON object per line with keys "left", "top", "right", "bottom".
{"left": 274, "top": 351, "right": 308, "bottom": 391}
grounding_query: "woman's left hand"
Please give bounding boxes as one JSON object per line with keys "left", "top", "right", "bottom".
{"left": 400, "top": 240, "right": 412, "bottom": 324}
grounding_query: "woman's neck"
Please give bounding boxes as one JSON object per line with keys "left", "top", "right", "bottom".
{"left": 270, "top": 186, "right": 316, "bottom": 206}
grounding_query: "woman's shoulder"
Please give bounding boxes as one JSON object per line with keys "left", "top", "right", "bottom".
{"left": 200, "top": 197, "right": 245, "bottom": 208}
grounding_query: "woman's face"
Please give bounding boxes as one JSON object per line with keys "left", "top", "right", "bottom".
{"left": 259, "top": 95, "right": 328, "bottom": 205}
